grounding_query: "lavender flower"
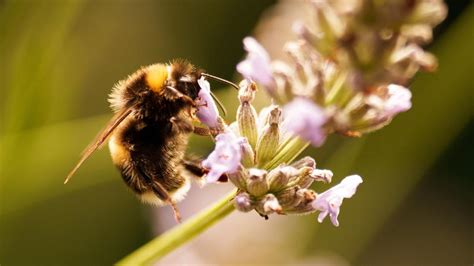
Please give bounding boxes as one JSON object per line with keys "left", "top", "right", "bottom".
{"left": 202, "top": 130, "right": 244, "bottom": 183}
{"left": 236, "top": 37, "right": 275, "bottom": 88}
{"left": 369, "top": 84, "right": 413, "bottom": 119}
{"left": 283, "top": 97, "right": 327, "bottom": 147}
{"left": 236, "top": 0, "right": 446, "bottom": 141}
{"left": 196, "top": 77, "right": 220, "bottom": 128}
{"left": 312, "top": 175, "right": 363, "bottom": 227}
{"left": 202, "top": 0, "right": 446, "bottom": 228}
{"left": 203, "top": 81, "right": 362, "bottom": 224}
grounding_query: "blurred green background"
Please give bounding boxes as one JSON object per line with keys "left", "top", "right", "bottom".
{"left": 0, "top": 0, "right": 472, "bottom": 265}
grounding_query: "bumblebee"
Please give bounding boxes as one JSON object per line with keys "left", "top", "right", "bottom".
{"left": 65, "top": 60, "right": 234, "bottom": 222}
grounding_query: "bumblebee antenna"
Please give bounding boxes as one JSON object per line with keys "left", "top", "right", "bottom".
{"left": 210, "top": 91, "right": 227, "bottom": 116}
{"left": 201, "top": 73, "right": 239, "bottom": 90}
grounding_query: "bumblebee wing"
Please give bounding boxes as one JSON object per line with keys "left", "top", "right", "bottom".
{"left": 64, "top": 108, "right": 133, "bottom": 184}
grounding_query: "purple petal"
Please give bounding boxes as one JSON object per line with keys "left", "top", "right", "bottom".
{"left": 237, "top": 37, "right": 275, "bottom": 87}
{"left": 282, "top": 98, "right": 327, "bottom": 146}
{"left": 384, "top": 84, "right": 412, "bottom": 117}
{"left": 196, "top": 77, "right": 220, "bottom": 128}
{"left": 317, "top": 210, "right": 329, "bottom": 223}
{"left": 202, "top": 130, "right": 245, "bottom": 183}
{"left": 313, "top": 175, "right": 363, "bottom": 227}
{"left": 366, "top": 84, "right": 412, "bottom": 120}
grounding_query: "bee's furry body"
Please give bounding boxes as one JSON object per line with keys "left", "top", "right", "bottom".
{"left": 107, "top": 61, "right": 203, "bottom": 205}
{"left": 65, "top": 60, "right": 214, "bottom": 221}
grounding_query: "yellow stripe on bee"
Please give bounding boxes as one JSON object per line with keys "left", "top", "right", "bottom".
{"left": 145, "top": 64, "right": 168, "bottom": 92}
{"left": 109, "top": 134, "right": 130, "bottom": 165}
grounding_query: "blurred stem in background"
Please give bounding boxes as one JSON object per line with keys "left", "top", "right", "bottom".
{"left": 117, "top": 191, "right": 236, "bottom": 265}
{"left": 0, "top": 1, "right": 84, "bottom": 135}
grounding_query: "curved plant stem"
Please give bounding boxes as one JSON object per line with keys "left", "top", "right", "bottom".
{"left": 116, "top": 190, "right": 236, "bottom": 265}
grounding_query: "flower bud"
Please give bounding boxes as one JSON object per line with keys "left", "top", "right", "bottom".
{"left": 293, "top": 21, "right": 318, "bottom": 46}
{"left": 227, "top": 166, "right": 248, "bottom": 190}
{"left": 257, "top": 194, "right": 283, "bottom": 215}
{"left": 291, "top": 156, "right": 316, "bottom": 169}
{"left": 289, "top": 189, "right": 318, "bottom": 214}
{"left": 256, "top": 107, "right": 281, "bottom": 165}
{"left": 246, "top": 168, "right": 269, "bottom": 197}
{"left": 401, "top": 24, "right": 433, "bottom": 44}
{"left": 310, "top": 169, "right": 333, "bottom": 183}
{"left": 276, "top": 186, "right": 301, "bottom": 209}
{"left": 312, "top": 0, "right": 345, "bottom": 52}
{"left": 391, "top": 44, "right": 438, "bottom": 72}
{"left": 409, "top": 0, "right": 447, "bottom": 26}
{"left": 238, "top": 79, "right": 257, "bottom": 102}
{"left": 239, "top": 139, "right": 255, "bottom": 168}
{"left": 298, "top": 188, "right": 316, "bottom": 203}
{"left": 412, "top": 50, "right": 438, "bottom": 72}
{"left": 272, "top": 61, "right": 295, "bottom": 103}
{"left": 234, "top": 192, "right": 254, "bottom": 212}
{"left": 267, "top": 165, "right": 298, "bottom": 192}
{"left": 292, "top": 167, "right": 314, "bottom": 189}
{"left": 237, "top": 82, "right": 259, "bottom": 148}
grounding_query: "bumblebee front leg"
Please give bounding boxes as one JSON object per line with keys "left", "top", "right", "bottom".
{"left": 170, "top": 116, "right": 194, "bottom": 133}
{"left": 165, "top": 86, "right": 196, "bottom": 107}
{"left": 193, "top": 126, "right": 211, "bottom": 136}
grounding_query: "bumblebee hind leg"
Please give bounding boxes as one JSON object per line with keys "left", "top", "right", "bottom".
{"left": 135, "top": 167, "right": 183, "bottom": 223}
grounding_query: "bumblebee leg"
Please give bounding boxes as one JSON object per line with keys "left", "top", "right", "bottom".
{"left": 193, "top": 126, "right": 211, "bottom": 136}
{"left": 193, "top": 126, "right": 222, "bottom": 136}
{"left": 182, "top": 156, "right": 206, "bottom": 178}
{"left": 182, "top": 156, "right": 228, "bottom": 182}
{"left": 165, "top": 86, "right": 196, "bottom": 107}
{"left": 150, "top": 182, "right": 182, "bottom": 223}
{"left": 136, "top": 167, "right": 182, "bottom": 223}
{"left": 170, "top": 116, "right": 194, "bottom": 133}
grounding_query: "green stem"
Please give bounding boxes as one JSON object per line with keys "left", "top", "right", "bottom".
{"left": 116, "top": 190, "right": 236, "bottom": 265}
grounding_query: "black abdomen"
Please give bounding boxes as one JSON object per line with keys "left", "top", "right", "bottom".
{"left": 109, "top": 114, "right": 191, "bottom": 203}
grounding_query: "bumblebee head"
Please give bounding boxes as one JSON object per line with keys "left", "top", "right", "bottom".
{"left": 145, "top": 60, "right": 238, "bottom": 116}
{"left": 144, "top": 61, "right": 202, "bottom": 100}
{"left": 170, "top": 60, "right": 202, "bottom": 99}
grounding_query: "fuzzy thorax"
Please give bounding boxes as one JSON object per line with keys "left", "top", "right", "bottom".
{"left": 145, "top": 64, "right": 169, "bottom": 93}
